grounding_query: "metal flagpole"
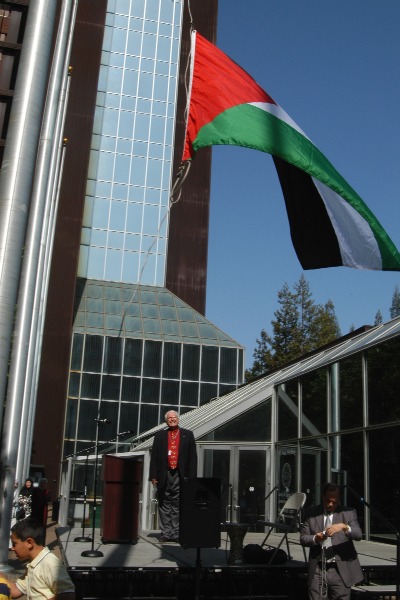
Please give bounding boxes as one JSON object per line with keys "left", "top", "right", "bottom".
{"left": 0, "top": 0, "right": 66, "bottom": 569}
{"left": 15, "top": 0, "right": 78, "bottom": 488}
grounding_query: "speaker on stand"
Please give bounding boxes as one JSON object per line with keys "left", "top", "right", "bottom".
{"left": 179, "top": 477, "right": 221, "bottom": 600}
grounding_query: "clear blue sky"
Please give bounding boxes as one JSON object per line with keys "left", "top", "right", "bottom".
{"left": 201, "top": 1, "right": 400, "bottom": 367}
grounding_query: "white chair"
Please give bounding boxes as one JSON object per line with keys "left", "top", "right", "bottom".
{"left": 258, "top": 492, "right": 307, "bottom": 563}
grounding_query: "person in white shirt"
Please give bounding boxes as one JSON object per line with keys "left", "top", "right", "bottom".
{"left": 1, "top": 518, "right": 75, "bottom": 600}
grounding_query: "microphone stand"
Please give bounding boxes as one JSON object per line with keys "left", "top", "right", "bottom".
{"left": 74, "top": 450, "right": 91, "bottom": 543}
{"left": 81, "top": 419, "right": 110, "bottom": 558}
{"left": 345, "top": 484, "right": 400, "bottom": 599}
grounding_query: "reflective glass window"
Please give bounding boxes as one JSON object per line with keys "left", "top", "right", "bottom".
{"left": 130, "top": 156, "right": 146, "bottom": 186}
{"left": 97, "top": 401, "right": 119, "bottom": 439}
{"left": 201, "top": 346, "right": 218, "bottom": 383}
{"left": 220, "top": 348, "right": 237, "bottom": 384}
{"left": 161, "top": 319, "right": 180, "bottom": 336}
{"left": 142, "top": 32, "right": 156, "bottom": 59}
{"left": 105, "top": 248, "right": 123, "bottom": 279}
{"left": 118, "top": 109, "right": 134, "bottom": 135}
{"left": 368, "top": 426, "right": 400, "bottom": 536}
{"left": 141, "top": 303, "right": 159, "bottom": 318}
{"left": 143, "top": 316, "right": 161, "bottom": 334}
{"left": 114, "top": 154, "right": 131, "bottom": 184}
{"left": 103, "top": 336, "right": 122, "bottom": 374}
{"left": 101, "top": 375, "right": 120, "bottom": 400}
{"left": 146, "top": 159, "right": 163, "bottom": 187}
{"left": 108, "top": 65, "right": 125, "bottom": 93}
{"left": 134, "top": 112, "right": 150, "bottom": 139}
{"left": 119, "top": 402, "right": 139, "bottom": 436}
{"left": 141, "top": 378, "right": 160, "bottom": 403}
{"left": 182, "top": 345, "right": 200, "bottom": 380}
{"left": 110, "top": 27, "right": 127, "bottom": 54}
{"left": 81, "top": 374, "right": 101, "bottom": 399}
{"left": 109, "top": 200, "right": 127, "bottom": 230}
{"left": 143, "top": 340, "right": 162, "bottom": 377}
{"left": 68, "top": 373, "right": 80, "bottom": 397}
{"left": 301, "top": 368, "right": 327, "bottom": 436}
{"left": 124, "top": 338, "right": 142, "bottom": 375}
{"left": 142, "top": 203, "right": 160, "bottom": 234}
{"left": 156, "top": 35, "right": 172, "bottom": 60}
{"left": 71, "top": 333, "right": 84, "bottom": 370}
{"left": 126, "top": 202, "right": 143, "bottom": 232}
{"left": 181, "top": 382, "right": 198, "bottom": 407}
{"left": 65, "top": 399, "right": 78, "bottom": 441}
{"left": 199, "top": 383, "right": 217, "bottom": 405}
{"left": 92, "top": 199, "right": 110, "bottom": 229}
{"left": 77, "top": 400, "right": 98, "bottom": 439}
{"left": 200, "top": 400, "right": 272, "bottom": 442}
{"left": 97, "top": 152, "right": 114, "bottom": 180}
{"left": 180, "top": 322, "right": 198, "bottom": 338}
{"left": 367, "top": 337, "right": 400, "bottom": 425}
{"left": 127, "top": 28, "right": 142, "bottom": 55}
{"left": 108, "top": 231, "right": 124, "bottom": 249}
{"left": 87, "top": 247, "right": 106, "bottom": 279}
{"left": 161, "top": 380, "right": 180, "bottom": 405}
{"left": 121, "top": 376, "right": 140, "bottom": 402}
{"left": 278, "top": 382, "right": 298, "bottom": 441}
{"left": 339, "top": 355, "right": 363, "bottom": 430}
{"left": 163, "top": 343, "right": 181, "bottom": 379}
{"left": 139, "top": 403, "right": 159, "bottom": 432}
{"left": 301, "top": 442, "right": 327, "bottom": 509}
{"left": 339, "top": 432, "right": 364, "bottom": 526}
{"left": 83, "top": 335, "right": 103, "bottom": 372}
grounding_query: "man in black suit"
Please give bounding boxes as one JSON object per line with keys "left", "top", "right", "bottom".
{"left": 149, "top": 410, "right": 197, "bottom": 542}
{"left": 300, "top": 482, "right": 363, "bottom": 599}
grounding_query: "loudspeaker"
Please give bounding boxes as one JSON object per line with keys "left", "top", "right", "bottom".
{"left": 179, "top": 477, "right": 221, "bottom": 548}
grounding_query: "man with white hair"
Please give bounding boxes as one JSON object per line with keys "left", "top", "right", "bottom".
{"left": 149, "top": 410, "right": 197, "bottom": 542}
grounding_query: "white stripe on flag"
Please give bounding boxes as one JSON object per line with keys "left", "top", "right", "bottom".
{"left": 313, "top": 178, "right": 382, "bottom": 270}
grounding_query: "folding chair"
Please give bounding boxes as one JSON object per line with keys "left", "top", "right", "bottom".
{"left": 257, "top": 492, "right": 307, "bottom": 563}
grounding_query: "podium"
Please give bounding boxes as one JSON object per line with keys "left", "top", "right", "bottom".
{"left": 100, "top": 455, "right": 142, "bottom": 544}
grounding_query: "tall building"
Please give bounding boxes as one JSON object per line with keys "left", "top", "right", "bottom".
{"left": 0, "top": 0, "right": 244, "bottom": 489}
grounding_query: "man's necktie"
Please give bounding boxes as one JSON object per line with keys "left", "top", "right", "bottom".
{"left": 322, "top": 513, "right": 333, "bottom": 549}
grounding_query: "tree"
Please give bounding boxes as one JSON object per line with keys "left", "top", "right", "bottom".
{"left": 389, "top": 285, "right": 400, "bottom": 319}
{"left": 246, "top": 275, "right": 341, "bottom": 381}
{"left": 374, "top": 309, "right": 383, "bottom": 326}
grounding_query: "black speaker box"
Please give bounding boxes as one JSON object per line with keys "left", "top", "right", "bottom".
{"left": 179, "top": 477, "right": 221, "bottom": 548}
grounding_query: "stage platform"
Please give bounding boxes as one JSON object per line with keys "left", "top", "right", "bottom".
{"left": 58, "top": 527, "right": 399, "bottom": 599}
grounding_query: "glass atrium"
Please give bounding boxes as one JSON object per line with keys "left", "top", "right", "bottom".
{"left": 65, "top": 279, "right": 244, "bottom": 457}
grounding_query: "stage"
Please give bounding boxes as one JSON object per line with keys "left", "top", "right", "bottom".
{"left": 58, "top": 527, "right": 398, "bottom": 599}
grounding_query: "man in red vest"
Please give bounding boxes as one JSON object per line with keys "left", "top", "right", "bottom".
{"left": 149, "top": 411, "right": 197, "bottom": 542}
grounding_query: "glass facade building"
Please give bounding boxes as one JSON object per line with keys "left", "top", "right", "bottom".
{"left": 128, "top": 318, "right": 400, "bottom": 539}
{"left": 79, "top": 0, "right": 183, "bottom": 286}
{"left": 65, "top": 280, "right": 243, "bottom": 456}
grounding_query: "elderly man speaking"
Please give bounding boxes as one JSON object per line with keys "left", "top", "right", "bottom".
{"left": 149, "top": 410, "right": 197, "bottom": 542}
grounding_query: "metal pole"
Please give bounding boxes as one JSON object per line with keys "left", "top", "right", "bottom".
{"left": 0, "top": 0, "right": 59, "bottom": 569}
{"left": 16, "top": 0, "right": 77, "bottom": 487}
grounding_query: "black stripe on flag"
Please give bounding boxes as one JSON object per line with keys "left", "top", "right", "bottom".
{"left": 273, "top": 156, "right": 343, "bottom": 269}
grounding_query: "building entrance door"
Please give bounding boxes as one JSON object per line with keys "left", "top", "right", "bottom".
{"left": 200, "top": 445, "right": 269, "bottom": 526}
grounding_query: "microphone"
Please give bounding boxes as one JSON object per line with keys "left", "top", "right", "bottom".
{"left": 95, "top": 418, "right": 111, "bottom": 423}
{"left": 117, "top": 430, "right": 134, "bottom": 437}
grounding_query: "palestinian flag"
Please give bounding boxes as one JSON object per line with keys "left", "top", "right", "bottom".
{"left": 182, "top": 31, "right": 400, "bottom": 271}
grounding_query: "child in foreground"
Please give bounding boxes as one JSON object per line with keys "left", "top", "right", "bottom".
{"left": 0, "top": 518, "right": 75, "bottom": 600}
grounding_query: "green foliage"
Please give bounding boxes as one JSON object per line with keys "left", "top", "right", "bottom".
{"left": 245, "top": 275, "right": 341, "bottom": 382}
{"left": 389, "top": 285, "right": 400, "bottom": 319}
